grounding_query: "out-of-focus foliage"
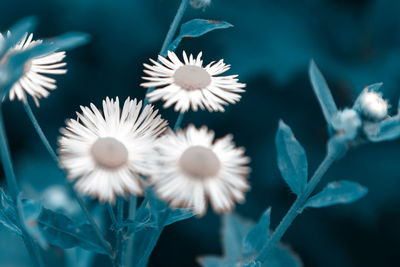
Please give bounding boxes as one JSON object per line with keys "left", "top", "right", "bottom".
{"left": 198, "top": 211, "right": 302, "bottom": 267}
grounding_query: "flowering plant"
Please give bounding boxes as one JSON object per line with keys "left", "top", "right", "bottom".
{"left": 1, "top": 1, "right": 400, "bottom": 267}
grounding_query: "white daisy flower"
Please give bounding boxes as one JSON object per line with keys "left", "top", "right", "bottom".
{"left": 0, "top": 32, "right": 67, "bottom": 106}
{"left": 58, "top": 97, "right": 168, "bottom": 203}
{"left": 141, "top": 51, "right": 246, "bottom": 113}
{"left": 151, "top": 125, "right": 250, "bottom": 216}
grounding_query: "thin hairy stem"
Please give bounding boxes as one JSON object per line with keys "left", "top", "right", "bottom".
{"left": 173, "top": 112, "right": 185, "bottom": 131}
{"left": 0, "top": 105, "right": 45, "bottom": 267}
{"left": 22, "top": 101, "right": 114, "bottom": 258}
{"left": 256, "top": 154, "right": 336, "bottom": 263}
{"left": 143, "top": 0, "right": 190, "bottom": 106}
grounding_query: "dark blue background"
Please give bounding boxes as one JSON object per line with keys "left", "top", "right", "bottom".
{"left": 1, "top": 0, "right": 400, "bottom": 266}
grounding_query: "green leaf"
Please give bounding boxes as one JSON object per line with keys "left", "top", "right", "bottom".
{"left": 275, "top": 120, "right": 308, "bottom": 195}
{"left": 167, "top": 19, "right": 233, "bottom": 53}
{"left": 305, "top": 180, "right": 368, "bottom": 208}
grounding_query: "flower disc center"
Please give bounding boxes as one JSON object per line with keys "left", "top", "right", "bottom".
{"left": 179, "top": 145, "right": 220, "bottom": 179}
{"left": 173, "top": 65, "right": 211, "bottom": 90}
{"left": 91, "top": 137, "right": 128, "bottom": 169}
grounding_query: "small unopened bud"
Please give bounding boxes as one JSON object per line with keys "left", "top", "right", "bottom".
{"left": 190, "top": 0, "right": 211, "bottom": 9}
{"left": 331, "top": 109, "right": 362, "bottom": 139}
{"left": 358, "top": 90, "right": 388, "bottom": 121}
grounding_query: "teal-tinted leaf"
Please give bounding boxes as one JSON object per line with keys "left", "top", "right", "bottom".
{"left": 275, "top": 120, "right": 308, "bottom": 195}
{"left": 363, "top": 117, "right": 400, "bottom": 142}
{"left": 197, "top": 256, "right": 237, "bottom": 267}
{"left": 0, "top": 17, "right": 37, "bottom": 57}
{"left": 48, "top": 32, "right": 90, "bottom": 51}
{"left": 37, "top": 207, "right": 110, "bottom": 255}
{"left": 167, "top": 19, "right": 233, "bottom": 53}
{"left": 133, "top": 187, "right": 194, "bottom": 267}
{"left": 305, "top": 180, "right": 368, "bottom": 209}
{"left": 309, "top": 60, "right": 338, "bottom": 125}
{"left": 20, "top": 198, "right": 48, "bottom": 248}
{"left": 164, "top": 207, "right": 195, "bottom": 226}
{"left": 0, "top": 188, "right": 21, "bottom": 235}
{"left": 66, "top": 204, "right": 105, "bottom": 267}
{"left": 365, "top": 82, "right": 383, "bottom": 92}
{"left": 222, "top": 213, "right": 254, "bottom": 259}
{"left": 243, "top": 208, "right": 271, "bottom": 256}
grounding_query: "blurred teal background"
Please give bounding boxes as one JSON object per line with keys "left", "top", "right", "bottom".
{"left": 1, "top": 0, "right": 400, "bottom": 266}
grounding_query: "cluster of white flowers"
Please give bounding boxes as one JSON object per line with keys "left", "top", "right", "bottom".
{"left": 4, "top": 33, "right": 250, "bottom": 216}
{"left": 1, "top": 22, "right": 249, "bottom": 216}
{"left": 57, "top": 50, "right": 249, "bottom": 215}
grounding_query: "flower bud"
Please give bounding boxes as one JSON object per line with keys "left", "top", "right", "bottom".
{"left": 331, "top": 109, "right": 362, "bottom": 140}
{"left": 190, "top": 0, "right": 211, "bottom": 9}
{"left": 357, "top": 90, "right": 388, "bottom": 121}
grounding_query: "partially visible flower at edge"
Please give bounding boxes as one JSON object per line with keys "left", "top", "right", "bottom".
{"left": 58, "top": 97, "right": 168, "bottom": 203}
{"left": 141, "top": 50, "right": 245, "bottom": 113}
{"left": 150, "top": 124, "right": 250, "bottom": 216}
{"left": 0, "top": 32, "right": 67, "bottom": 106}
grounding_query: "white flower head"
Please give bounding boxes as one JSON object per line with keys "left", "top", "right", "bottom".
{"left": 151, "top": 125, "right": 250, "bottom": 216}
{"left": 141, "top": 51, "right": 245, "bottom": 113}
{"left": 0, "top": 32, "right": 67, "bottom": 106}
{"left": 331, "top": 108, "right": 362, "bottom": 139}
{"left": 357, "top": 89, "right": 388, "bottom": 121}
{"left": 58, "top": 97, "right": 168, "bottom": 203}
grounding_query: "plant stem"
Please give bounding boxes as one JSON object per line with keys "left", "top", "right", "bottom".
{"left": 125, "top": 196, "right": 137, "bottom": 267}
{"left": 173, "top": 112, "right": 185, "bottom": 131}
{"left": 22, "top": 101, "right": 114, "bottom": 258}
{"left": 256, "top": 154, "right": 336, "bottom": 263}
{"left": 143, "top": 0, "right": 190, "bottom": 106}
{"left": 135, "top": 210, "right": 170, "bottom": 267}
{"left": 115, "top": 198, "right": 125, "bottom": 267}
{"left": 0, "top": 105, "right": 45, "bottom": 267}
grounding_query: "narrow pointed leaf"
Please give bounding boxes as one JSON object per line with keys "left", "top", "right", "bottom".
{"left": 305, "top": 180, "right": 368, "bottom": 208}
{"left": 168, "top": 19, "right": 233, "bottom": 53}
{"left": 275, "top": 120, "right": 308, "bottom": 195}
{"left": 309, "top": 60, "right": 338, "bottom": 125}
{"left": 243, "top": 208, "right": 271, "bottom": 256}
